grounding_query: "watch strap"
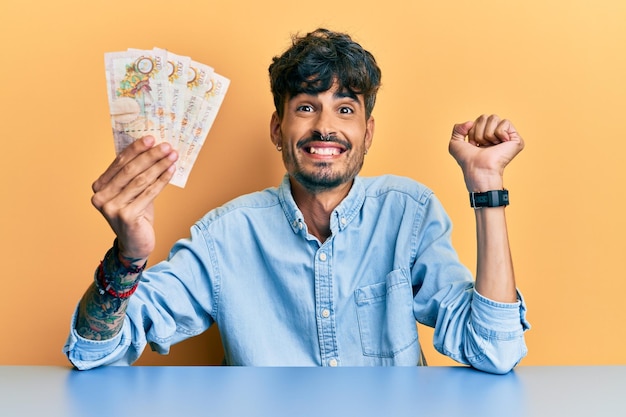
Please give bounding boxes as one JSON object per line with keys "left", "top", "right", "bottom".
{"left": 470, "top": 189, "right": 509, "bottom": 208}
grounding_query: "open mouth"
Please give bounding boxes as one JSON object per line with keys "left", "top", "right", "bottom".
{"left": 300, "top": 137, "right": 350, "bottom": 156}
{"left": 305, "top": 145, "right": 345, "bottom": 156}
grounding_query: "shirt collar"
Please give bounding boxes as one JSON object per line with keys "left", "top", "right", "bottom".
{"left": 278, "top": 174, "right": 365, "bottom": 235}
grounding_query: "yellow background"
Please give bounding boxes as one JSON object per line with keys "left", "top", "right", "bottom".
{"left": 1, "top": 0, "right": 624, "bottom": 367}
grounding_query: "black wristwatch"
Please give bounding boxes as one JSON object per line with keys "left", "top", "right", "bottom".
{"left": 469, "top": 190, "right": 509, "bottom": 208}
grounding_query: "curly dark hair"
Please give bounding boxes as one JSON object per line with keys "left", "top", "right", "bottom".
{"left": 269, "top": 28, "right": 382, "bottom": 119}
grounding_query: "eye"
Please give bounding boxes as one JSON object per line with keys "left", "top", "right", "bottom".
{"left": 338, "top": 106, "right": 354, "bottom": 114}
{"left": 296, "top": 104, "right": 314, "bottom": 112}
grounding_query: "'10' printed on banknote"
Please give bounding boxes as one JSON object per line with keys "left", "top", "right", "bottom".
{"left": 104, "top": 48, "right": 229, "bottom": 188}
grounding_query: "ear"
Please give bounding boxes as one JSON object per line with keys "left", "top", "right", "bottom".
{"left": 270, "top": 111, "right": 282, "bottom": 148}
{"left": 364, "top": 116, "right": 375, "bottom": 152}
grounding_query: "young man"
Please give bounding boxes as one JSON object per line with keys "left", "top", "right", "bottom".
{"left": 64, "top": 28, "right": 529, "bottom": 373}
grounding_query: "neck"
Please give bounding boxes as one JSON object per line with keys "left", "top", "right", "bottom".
{"left": 289, "top": 177, "right": 353, "bottom": 242}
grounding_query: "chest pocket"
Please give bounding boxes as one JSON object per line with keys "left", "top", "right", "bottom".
{"left": 354, "top": 269, "right": 418, "bottom": 358}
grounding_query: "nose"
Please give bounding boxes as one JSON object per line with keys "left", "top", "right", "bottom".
{"left": 312, "top": 108, "right": 336, "bottom": 139}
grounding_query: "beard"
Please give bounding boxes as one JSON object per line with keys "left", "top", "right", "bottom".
{"left": 285, "top": 152, "right": 366, "bottom": 194}
{"left": 292, "top": 162, "right": 350, "bottom": 193}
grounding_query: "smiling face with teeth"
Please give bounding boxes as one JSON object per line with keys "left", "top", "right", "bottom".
{"left": 270, "top": 84, "right": 374, "bottom": 194}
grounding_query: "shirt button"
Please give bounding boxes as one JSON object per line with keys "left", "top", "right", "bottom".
{"left": 319, "top": 252, "right": 327, "bottom": 261}
{"left": 321, "top": 309, "right": 330, "bottom": 318}
{"left": 328, "top": 359, "right": 338, "bottom": 367}
{"left": 340, "top": 217, "right": 347, "bottom": 225}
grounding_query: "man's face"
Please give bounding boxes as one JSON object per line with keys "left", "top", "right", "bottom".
{"left": 270, "top": 84, "right": 374, "bottom": 193}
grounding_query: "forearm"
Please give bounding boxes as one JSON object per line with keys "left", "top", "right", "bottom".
{"left": 75, "top": 242, "right": 146, "bottom": 340}
{"left": 473, "top": 206, "right": 517, "bottom": 303}
{"left": 75, "top": 284, "right": 130, "bottom": 340}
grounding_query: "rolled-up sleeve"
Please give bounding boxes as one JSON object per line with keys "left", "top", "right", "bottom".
{"left": 63, "top": 304, "right": 142, "bottom": 370}
{"left": 443, "top": 290, "right": 530, "bottom": 374}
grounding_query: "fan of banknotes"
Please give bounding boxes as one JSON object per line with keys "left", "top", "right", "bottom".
{"left": 104, "top": 48, "right": 229, "bottom": 188}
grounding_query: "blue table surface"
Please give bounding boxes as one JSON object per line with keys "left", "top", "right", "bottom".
{"left": 0, "top": 365, "right": 624, "bottom": 417}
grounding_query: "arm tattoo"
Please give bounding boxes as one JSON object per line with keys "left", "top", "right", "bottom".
{"left": 76, "top": 283, "right": 128, "bottom": 340}
{"left": 75, "top": 242, "right": 146, "bottom": 341}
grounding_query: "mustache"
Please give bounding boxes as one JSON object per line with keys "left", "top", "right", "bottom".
{"left": 297, "top": 133, "right": 352, "bottom": 150}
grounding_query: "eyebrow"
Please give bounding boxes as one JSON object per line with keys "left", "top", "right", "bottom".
{"left": 333, "top": 89, "right": 359, "bottom": 103}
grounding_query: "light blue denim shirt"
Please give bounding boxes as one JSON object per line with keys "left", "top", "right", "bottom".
{"left": 64, "top": 174, "right": 529, "bottom": 373}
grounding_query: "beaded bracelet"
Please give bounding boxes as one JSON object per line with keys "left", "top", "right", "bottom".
{"left": 95, "top": 261, "right": 142, "bottom": 298}
{"left": 94, "top": 242, "right": 147, "bottom": 299}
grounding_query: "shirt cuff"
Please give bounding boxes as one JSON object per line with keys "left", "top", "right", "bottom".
{"left": 472, "top": 289, "right": 531, "bottom": 335}
{"left": 62, "top": 304, "right": 128, "bottom": 370}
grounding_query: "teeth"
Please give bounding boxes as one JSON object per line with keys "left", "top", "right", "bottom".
{"left": 309, "top": 147, "right": 340, "bottom": 155}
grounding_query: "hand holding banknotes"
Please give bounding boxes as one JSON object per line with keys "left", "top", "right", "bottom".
{"left": 96, "top": 48, "right": 229, "bottom": 259}
{"left": 91, "top": 135, "right": 178, "bottom": 260}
